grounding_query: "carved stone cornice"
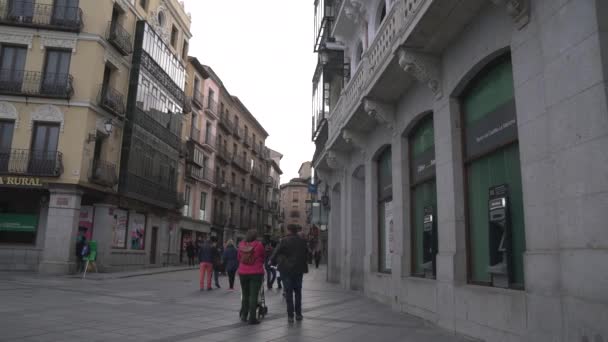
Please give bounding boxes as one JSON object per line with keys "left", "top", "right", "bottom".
{"left": 398, "top": 48, "right": 442, "bottom": 99}
{"left": 0, "top": 32, "right": 33, "bottom": 49}
{"left": 327, "top": 150, "right": 347, "bottom": 170}
{"left": 363, "top": 98, "right": 395, "bottom": 129}
{"left": 40, "top": 35, "right": 77, "bottom": 53}
{"left": 0, "top": 102, "right": 18, "bottom": 128}
{"left": 489, "top": 0, "right": 530, "bottom": 29}
{"left": 342, "top": 129, "right": 366, "bottom": 156}
{"left": 30, "top": 105, "right": 64, "bottom": 132}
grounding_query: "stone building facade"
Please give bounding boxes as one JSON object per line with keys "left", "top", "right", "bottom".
{"left": 312, "top": 0, "right": 608, "bottom": 341}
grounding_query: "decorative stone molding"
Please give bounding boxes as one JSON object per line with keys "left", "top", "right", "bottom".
{"left": 342, "top": 129, "right": 367, "bottom": 155}
{"left": 363, "top": 98, "right": 395, "bottom": 129}
{"left": 0, "top": 102, "right": 18, "bottom": 128}
{"left": 398, "top": 48, "right": 442, "bottom": 99}
{"left": 104, "top": 50, "right": 123, "bottom": 71}
{"left": 30, "top": 105, "right": 65, "bottom": 132}
{"left": 327, "top": 150, "right": 347, "bottom": 170}
{"left": 0, "top": 32, "right": 33, "bottom": 49}
{"left": 113, "top": 0, "right": 130, "bottom": 13}
{"left": 40, "top": 35, "right": 77, "bottom": 53}
{"left": 489, "top": 0, "right": 530, "bottom": 29}
{"left": 344, "top": 0, "right": 366, "bottom": 23}
{"left": 149, "top": 1, "right": 171, "bottom": 44}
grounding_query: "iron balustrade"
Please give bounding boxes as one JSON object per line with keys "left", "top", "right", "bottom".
{"left": 182, "top": 97, "right": 192, "bottom": 114}
{"left": 98, "top": 84, "right": 126, "bottom": 116}
{"left": 0, "top": 149, "right": 63, "bottom": 177}
{"left": 132, "top": 107, "right": 181, "bottom": 151}
{"left": 202, "top": 132, "right": 216, "bottom": 150}
{"left": 0, "top": 69, "right": 73, "bottom": 99}
{"left": 206, "top": 96, "right": 217, "bottom": 114}
{"left": 106, "top": 21, "right": 133, "bottom": 55}
{"left": 231, "top": 154, "right": 249, "bottom": 172}
{"left": 243, "top": 135, "right": 251, "bottom": 147}
{"left": 190, "top": 126, "right": 200, "bottom": 143}
{"left": 90, "top": 159, "right": 118, "bottom": 187}
{"left": 0, "top": 1, "right": 83, "bottom": 32}
{"left": 234, "top": 125, "right": 242, "bottom": 138}
{"left": 218, "top": 111, "right": 233, "bottom": 132}
{"left": 121, "top": 172, "right": 180, "bottom": 208}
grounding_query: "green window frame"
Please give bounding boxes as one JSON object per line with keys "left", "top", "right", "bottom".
{"left": 377, "top": 147, "right": 393, "bottom": 273}
{"left": 408, "top": 116, "right": 438, "bottom": 278}
{"left": 462, "top": 55, "right": 526, "bottom": 289}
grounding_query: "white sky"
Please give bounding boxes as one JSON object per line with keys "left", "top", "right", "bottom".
{"left": 182, "top": 0, "right": 316, "bottom": 183}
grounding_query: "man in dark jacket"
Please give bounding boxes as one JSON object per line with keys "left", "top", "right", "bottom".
{"left": 198, "top": 239, "right": 217, "bottom": 290}
{"left": 271, "top": 224, "right": 308, "bottom": 323}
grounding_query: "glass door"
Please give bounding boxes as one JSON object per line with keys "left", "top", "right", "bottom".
{"left": 52, "top": 0, "right": 79, "bottom": 26}
{"left": 42, "top": 49, "right": 71, "bottom": 96}
{"left": 30, "top": 122, "right": 60, "bottom": 175}
{"left": 0, "top": 120, "right": 15, "bottom": 172}
{"left": 0, "top": 45, "right": 27, "bottom": 93}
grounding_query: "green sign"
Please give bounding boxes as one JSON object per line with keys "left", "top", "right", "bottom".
{"left": 0, "top": 214, "right": 38, "bottom": 232}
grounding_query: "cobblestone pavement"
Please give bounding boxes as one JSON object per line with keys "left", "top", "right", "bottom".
{"left": 0, "top": 267, "right": 475, "bottom": 342}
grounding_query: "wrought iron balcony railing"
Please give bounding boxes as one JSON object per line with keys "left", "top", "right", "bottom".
{"left": 0, "top": 149, "right": 63, "bottom": 177}
{"left": 186, "top": 164, "right": 214, "bottom": 184}
{"left": 90, "top": 159, "right": 118, "bottom": 187}
{"left": 192, "top": 89, "right": 204, "bottom": 109}
{"left": 218, "top": 111, "right": 233, "bottom": 132}
{"left": 98, "top": 84, "right": 126, "bottom": 117}
{"left": 0, "top": 1, "right": 83, "bottom": 32}
{"left": 234, "top": 125, "right": 242, "bottom": 138}
{"left": 132, "top": 107, "right": 181, "bottom": 151}
{"left": 231, "top": 154, "right": 249, "bottom": 172}
{"left": 190, "top": 126, "right": 200, "bottom": 143}
{"left": 216, "top": 144, "right": 231, "bottom": 163}
{"left": 205, "top": 96, "right": 217, "bottom": 115}
{"left": 201, "top": 132, "right": 216, "bottom": 151}
{"left": 0, "top": 69, "right": 74, "bottom": 99}
{"left": 106, "top": 21, "right": 133, "bottom": 55}
{"left": 121, "top": 172, "right": 180, "bottom": 209}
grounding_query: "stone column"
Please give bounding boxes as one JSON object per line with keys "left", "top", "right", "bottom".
{"left": 39, "top": 186, "right": 82, "bottom": 274}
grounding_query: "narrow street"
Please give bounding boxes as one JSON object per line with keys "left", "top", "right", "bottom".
{"left": 0, "top": 267, "right": 471, "bottom": 342}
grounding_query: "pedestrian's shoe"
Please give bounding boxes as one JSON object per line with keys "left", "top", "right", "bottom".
{"left": 287, "top": 316, "right": 295, "bottom": 324}
{"left": 215, "top": 284, "right": 221, "bottom": 289}
{"left": 199, "top": 288, "right": 205, "bottom": 292}
{"left": 207, "top": 287, "right": 213, "bottom": 291}
{"left": 240, "top": 315, "right": 247, "bottom": 322}
{"left": 296, "top": 315, "right": 303, "bottom": 321}
{"left": 248, "top": 319, "right": 260, "bottom": 325}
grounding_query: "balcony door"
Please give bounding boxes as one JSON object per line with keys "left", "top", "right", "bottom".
{"left": 52, "top": 0, "right": 79, "bottom": 26}
{"left": 0, "top": 120, "right": 15, "bottom": 172}
{"left": 0, "top": 45, "right": 27, "bottom": 93}
{"left": 30, "top": 122, "right": 60, "bottom": 175}
{"left": 8, "top": 0, "right": 34, "bottom": 22}
{"left": 42, "top": 49, "right": 71, "bottom": 96}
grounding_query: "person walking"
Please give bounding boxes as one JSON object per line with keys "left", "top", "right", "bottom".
{"left": 75, "top": 233, "right": 87, "bottom": 273}
{"left": 264, "top": 241, "right": 276, "bottom": 289}
{"left": 186, "top": 241, "right": 196, "bottom": 267}
{"left": 237, "top": 229, "right": 265, "bottom": 325}
{"left": 223, "top": 240, "right": 238, "bottom": 290}
{"left": 198, "top": 238, "right": 215, "bottom": 291}
{"left": 212, "top": 240, "right": 222, "bottom": 288}
{"left": 271, "top": 224, "right": 309, "bottom": 323}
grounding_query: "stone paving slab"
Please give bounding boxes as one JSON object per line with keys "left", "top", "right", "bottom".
{"left": 0, "top": 267, "right": 477, "bottom": 342}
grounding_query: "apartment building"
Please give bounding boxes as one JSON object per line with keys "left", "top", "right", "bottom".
{"left": 280, "top": 172, "right": 311, "bottom": 236}
{"left": 264, "top": 148, "right": 282, "bottom": 238}
{"left": 0, "top": 0, "right": 191, "bottom": 273}
{"left": 311, "top": 0, "right": 608, "bottom": 341}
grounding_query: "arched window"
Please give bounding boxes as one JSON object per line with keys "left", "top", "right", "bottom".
{"left": 355, "top": 40, "right": 364, "bottom": 65}
{"left": 461, "top": 54, "right": 525, "bottom": 289}
{"left": 376, "top": 146, "right": 393, "bottom": 273}
{"left": 408, "top": 115, "right": 437, "bottom": 278}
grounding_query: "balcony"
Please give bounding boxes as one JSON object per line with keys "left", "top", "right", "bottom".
{"left": 0, "top": 149, "right": 63, "bottom": 177}
{"left": 214, "top": 177, "right": 229, "bottom": 193}
{"left": 218, "top": 111, "right": 233, "bottom": 133}
{"left": 192, "top": 89, "right": 204, "bottom": 109}
{"left": 205, "top": 97, "right": 218, "bottom": 118}
{"left": 0, "top": 70, "right": 74, "bottom": 99}
{"left": 186, "top": 165, "right": 214, "bottom": 185}
{"left": 314, "top": 0, "right": 337, "bottom": 51}
{"left": 98, "top": 84, "right": 126, "bottom": 117}
{"left": 132, "top": 107, "right": 181, "bottom": 151}
{"left": 0, "top": 1, "right": 83, "bottom": 32}
{"left": 243, "top": 135, "right": 252, "bottom": 148}
{"left": 89, "top": 159, "right": 118, "bottom": 188}
{"left": 228, "top": 182, "right": 239, "bottom": 196}
{"left": 190, "top": 126, "right": 200, "bottom": 144}
{"left": 182, "top": 97, "right": 192, "bottom": 114}
{"left": 250, "top": 166, "right": 266, "bottom": 183}
{"left": 106, "top": 21, "right": 133, "bottom": 55}
{"left": 121, "top": 172, "right": 180, "bottom": 209}
{"left": 231, "top": 154, "right": 249, "bottom": 173}
{"left": 233, "top": 126, "right": 242, "bottom": 139}
{"left": 216, "top": 144, "right": 231, "bottom": 163}
{"left": 201, "top": 132, "right": 216, "bottom": 152}
{"left": 261, "top": 147, "right": 270, "bottom": 160}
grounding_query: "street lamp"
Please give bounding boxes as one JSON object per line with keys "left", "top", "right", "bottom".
{"left": 104, "top": 120, "right": 114, "bottom": 135}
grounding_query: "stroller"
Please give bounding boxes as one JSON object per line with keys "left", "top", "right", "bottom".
{"left": 257, "top": 280, "right": 268, "bottom": 320}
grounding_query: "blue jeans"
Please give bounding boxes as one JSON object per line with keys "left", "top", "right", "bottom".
{"left": 282, "top": 273, "right": 303, "bottom": 317}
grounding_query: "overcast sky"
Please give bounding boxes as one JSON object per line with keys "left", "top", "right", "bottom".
{"left": 182, "top": 0, "right": 316, "bottom": 183}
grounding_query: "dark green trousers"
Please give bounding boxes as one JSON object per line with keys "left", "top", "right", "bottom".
{"left": 239, "top": 274, "right": 263, "bottom": 321}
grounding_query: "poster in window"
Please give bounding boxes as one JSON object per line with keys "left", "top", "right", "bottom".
{"left": 384, "top": 201, "right": 394, "bottom": 270}
{"left": 129, "top": 213, "right": 146, "bottom": 250}
{"left": 111, "top": 209, "right": 128, "bottom": 248}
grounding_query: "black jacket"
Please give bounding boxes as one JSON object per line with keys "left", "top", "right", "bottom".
{"left": 271, "top": 234, "right": 309, "bottom": 275}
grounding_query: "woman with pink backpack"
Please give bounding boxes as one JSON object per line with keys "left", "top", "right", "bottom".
{"left": 237, "top": 229, "right": 265, "bottom": 325}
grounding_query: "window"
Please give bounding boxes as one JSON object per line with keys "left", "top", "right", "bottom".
{"left": 30, "top": 122, "right": 60, "bottom": 175}
{"left": 377, "top": 2, "right": 387, "bottom": 28}
{"left": 193, "top": 77, "right": 200, "bottom": 94}
{"left": 292, "top": 191, "right": 299, "bottom": 202}
{"left": 290, "top": 211, "right": 300, "bottom": 218}
{"left": 200, "top": 192, "right": 207, "bottom": 221}
{"left": 170, "top": 25, "right": 178, "bottom": 48}
{"left": 462, "top": 55, "right": 525, "bottom": 289}
{"left": 8, "top": 0, "right": 34, "bottom": 18}
{"left": 0, "top": 194, "right": 39, "bottom": 245}
{"left": 355, "top": 40, "right": 364, "bottom": 66}
{"left": 157, "top": 11, "right": 165, "bottom": 27}
{"left": 139, "top": 0, "right": 147, "bottom": 9}
{"left": 0, "top": 45, "right": 27, "bottom": 92}
{"left": 0, "top": 120, "right": 15, "bottom": 172}
{"left": 42, "top": 49, "right": 71, "bottom": 96}
{"left": 182, "top": 40, "right": 189, "bottom": 60}
{"left": 184, "top": 185, "right": 191, "bottom": 217}
{"left": 409, "top": 116, "right": 437, "bottom": 278}
{"left": 377, "top": 147, "right": 392, "bottom": 273}
{"left": 52, "top": 0, "right": 79, "bottom": 25}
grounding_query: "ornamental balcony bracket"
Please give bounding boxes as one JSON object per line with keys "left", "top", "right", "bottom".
{"left": 398, "top": 48, "right": 443, "bottom": 100}
{"left": 489, "top": 0, "right": 530, "bottom": 29}
{"left": 327, "top": 150, "right": 347, "bottom": 170}
{"left": 342, "top": 129, "right": 366, "bottom": 155}
{"left": 363, "top": 98, "right": 395, "bottom": 130}
{"left": 344, "top": 0, "right": 366, "bottom": 23}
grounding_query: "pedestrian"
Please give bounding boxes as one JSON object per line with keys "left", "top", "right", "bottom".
{"left": 186, "top": 241, "right": 196, "bottom": 267}
{"left": 271, "top": 224, "right": 308, "bottom": 323}
{"left": 264, "top": 241, "right": 276, "bottom": 289}
{"left": 223, "top": 240, "right": 238, "bottom": 290}
{"left": 312, "top": 238, "right": 322, "bottom": 269}
{"left": 212, "top": 240, "right": 222, "bottom": 288}
{"left": 237, "top": 229, "right": 265, "bottom": 325}
{"left": 198, "top": 238, "right": 215, "bottom": 291}
{"left": 75, "top": 233, "right": 87, "bottom": 273}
